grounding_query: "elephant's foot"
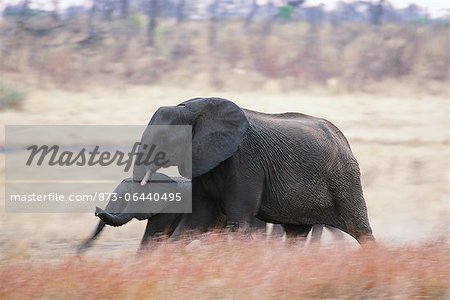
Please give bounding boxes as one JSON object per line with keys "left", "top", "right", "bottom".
{"left": 226, "top": 222, "right": 240, "bottom": 232}
{"left": 356, "top": 233, "right": 377, "bottom": 247}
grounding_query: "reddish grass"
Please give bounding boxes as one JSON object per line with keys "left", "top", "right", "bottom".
{"left": 1, "top": 235, "right": 448, "bottom": 299}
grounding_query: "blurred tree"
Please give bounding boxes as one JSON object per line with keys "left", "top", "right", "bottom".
{"left": 176, "top": 0, "right": 186, "bottom": 24}
{"left": 304, "top": 5, "right": 325, "bottom": 26}
{"left": 21, "top": 0, "right": 30, "bottom": 12}
{"left": 120, "top": 0, "right": 129, "bottom": 19}
{"left": 369, "top": 0, "right": 384, "bottom": 25}
{"left": 244, "top": 0, "right": 259, "bottom": 28}
{"left": 52, "top": 0, "right": 60, "bottom": 21}
{"left": 102, "top": 0, "right": 115, "bottom": 21}
{"left": 262, "top": 2, "right": 278, "bottom": 35}
{"left": 88, "top": 0, "right": 98, "bottom": 38}
{"left": 208, "top": 0, "right": 220, "bottom": 48}
{"left": 147, "top": 0, "right": 158, "bottom": 47}
{"left": 18, "top": 0, "right": 31, "bottom": 29}
{"left": 288, "top": 0, "right": 305, "bottom": 6}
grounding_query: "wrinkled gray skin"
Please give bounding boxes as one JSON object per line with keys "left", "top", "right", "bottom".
{"left": 78, "top": 174, "right": 338, "bottom": 252}
{"left": 94, "top": 174, "right": 193, "bottom": 228}
{"left": 135, "top": 97, "right": 374, "bottom": 244}
{"left": 79, "top": 173, "right": 288, "bottom": 253}
{"left": 78, "top": 173, "right": 221, "bottom": 253}
{"left": 78, "top": 178, "right": 341, "bottom": 252}
{"left": 77, "top": 174, "right": 183, "bottom": 253}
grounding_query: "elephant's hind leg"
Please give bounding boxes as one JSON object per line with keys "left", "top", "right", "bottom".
{"left": 283, "top": 224, "right": 313, "bottom": 243}
{"left": 331, "top": 168, "right": 375, "bottom": 244}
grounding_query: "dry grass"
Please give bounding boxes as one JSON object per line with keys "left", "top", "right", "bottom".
{"left": 0, "top": 19, "right": 448, "bottom": 94}
{"left": 0, "top": 87, "right": 448, "bottom": 251}
{"left": 0, "top": 235, "right": 448, "bottom": 299}
{"left": 0, "top": 44, "right": 448, "bottom": 297}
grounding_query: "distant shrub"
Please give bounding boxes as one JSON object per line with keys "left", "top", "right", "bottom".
{"left": 278, "top": 5, "right": 295, "bottom": 21}
{"left": 0, "top": 19, "right": 448, "bottom": 94}
{"left": 0, "top": 84, "right": 26, "bottom": 110}
{"left": 129, "top": 14, "right": 147, "bottom": 30}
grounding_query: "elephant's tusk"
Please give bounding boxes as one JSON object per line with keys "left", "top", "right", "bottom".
{"left": 141, "top": 169, "right": 152, "bottom": 186}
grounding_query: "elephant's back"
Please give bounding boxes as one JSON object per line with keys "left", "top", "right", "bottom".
{"left": 245, "top": 109, "right": 358, "bottom": 171}
{"left": 244, "top": 109, "right": 347, "bottom": 143}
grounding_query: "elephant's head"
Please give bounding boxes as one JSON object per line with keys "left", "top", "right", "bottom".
{"left": 135, "top": 98, "right": 249, "bottom": 184}
{"left": 95, "top": 177, "right": 156, "bottom": 226}
{"left": 95, "top": 173, "right": 187, "bottom": 226}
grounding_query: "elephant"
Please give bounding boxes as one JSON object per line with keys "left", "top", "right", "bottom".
{"left": 77, "top": 174, "right": 187, "bottom": 253}
{"left": 134, "top": 97, "right": 375, "bottom": 244}
{"left": 79, "top": 168, "right": 347, "bottom": 253}
{"left": 79, "top": 173, "right": 283, "bottom": 253}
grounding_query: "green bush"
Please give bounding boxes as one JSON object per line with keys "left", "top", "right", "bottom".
{"left": 128, "top": 14, "right": 147, "bottom": 30}
{"left": 0, "top": 84, "right": 26, "bottom": 110}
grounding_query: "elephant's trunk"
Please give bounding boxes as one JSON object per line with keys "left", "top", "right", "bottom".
{"left": 77, "top": 220, "right": 106, "bottom": 254}
{"left": 95, "top": 207, "right": 133, "bottom": 227}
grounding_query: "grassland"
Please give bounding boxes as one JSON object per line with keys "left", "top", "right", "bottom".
{"left": 0, "top": 17, "right": 449, "bottom": 299}
{"left": 0, "top": 84, "right": 448, "bottom": 298}
{"left": 1, "top": 236, "right": 449, "bottom": 299}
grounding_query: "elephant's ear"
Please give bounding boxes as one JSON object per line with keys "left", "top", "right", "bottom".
{"left": 180, "top": 98, "right": 249, "bottom": 177}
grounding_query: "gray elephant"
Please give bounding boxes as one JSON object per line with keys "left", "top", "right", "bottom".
{"left": 79, "top": 173, "right": 277, "bottom": 253}
{"left": 134, "top": 97, "right": 374, "bottom": 244}
{"left": 78, "top": 173, "right": 188, "bottom": 253}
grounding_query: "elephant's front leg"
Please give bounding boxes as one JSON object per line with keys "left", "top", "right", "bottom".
{"left": 221, "top": 198, "right": 257, "bottom": 231}
{"left": 168, "top": 187, "right": 214, "bottom": 240}
{"left": 220, "top": 175, "right": 263, "bottom": 231}
{"left": 283, "top": 224, "right": 313, "bottom": 246}
{"left": 168, "top": 215, "right": 188, "bottom": 241}
{"left": 139, "top": 214, "right": 181, "bottom": 251}
{"left": 283, "top": 224, "right": 313, "bottom": 239}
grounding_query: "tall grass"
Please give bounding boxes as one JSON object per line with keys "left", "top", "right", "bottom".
{"left": 0, "top": 19, "right": 448, "bottom": 93}
{"left": 1, "top": 235, "right": 448, "bottom": 299}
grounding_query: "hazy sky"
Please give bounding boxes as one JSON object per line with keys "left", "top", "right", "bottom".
{"left": 1, "top": 0, "right": 449, "bottom": 17}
